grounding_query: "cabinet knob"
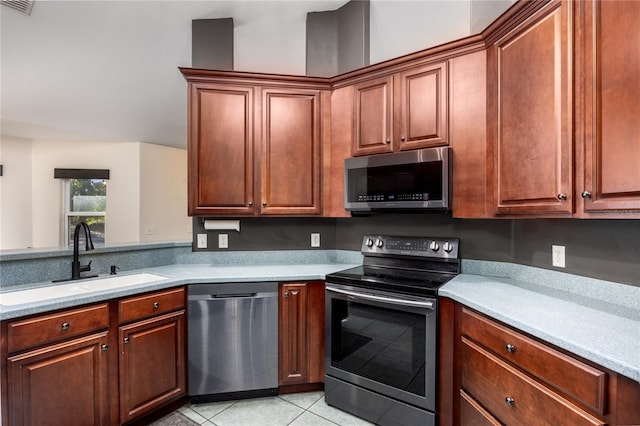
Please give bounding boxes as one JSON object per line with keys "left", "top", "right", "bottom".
{"left": 123, "top": 337, "right": 130, "bottom": 344}
{"left": 101, "top": 344, "right": 109, "bottom": 352}
{"left": 248, "top": 201, "right": 253, "bottom": 207}
{"left": 401, "top": 136, "right": 406, "bottom": 141}
{"left": 505, "top": 397, "right": 515, "bottom": 406}
{"left": 505, "top": 343, "right": 516, "bottom": 353}
{"left": 262, "top": 202, "right": 267, "bottom": 207}
{"left": 385, "top": 139, "right": 391, "bottom": 144}
{"left": 153, "top": 301, "right": 160, "bottom": 310}
{"left": 581, "top": 191, "right": 592, "bottom": 199}
{"left": 284, "top": 292, "right": 289, "bottom": 298}
{"left": 556, "top": 193, "right": 567, "bottom": 201}
{"left": 61, "top": 322, "right": 70, "bottom": 331}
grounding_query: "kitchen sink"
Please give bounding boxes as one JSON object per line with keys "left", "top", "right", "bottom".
{"left": 0, "top": 273, "right": 170, "bottom": 306}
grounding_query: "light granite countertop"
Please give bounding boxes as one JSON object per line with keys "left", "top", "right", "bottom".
{"left": 1, "top": 256, "right": 638, "bottom": 383}
{"left": 441, "top": 260, "right": 640, "bottom": 382}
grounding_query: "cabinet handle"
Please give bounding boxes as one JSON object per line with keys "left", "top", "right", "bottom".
{"left": 101, "top": 344, "right": 109, "bottom": 352}
{"left": 262, "top": 202, "right": 267, "bottom": 207}
{"left": 153, "top": 301, "right": 160, "bottom": 310}
{"left": 284, "top": 292, "right": 289, "bottom": 298}
{"left": 123, "top": 337, "right": 130, "bottom": 344}
{"left": 505, "top": 397, "right": 515, "bottom": 406}
{"left": 557, "top": 193, "right": 567, "bottom": 201}
{"left": 61, "top": 322, "right": 70, "bottom": 331}
{"left": 505, "top": 343, "right": 516, "bottom": 353}
{"left": 385, "top": 139, "right": 391, "bottom": 144}
{"left": 248, "top": 201, "right": 253, "bottom": 207}
{"left": 401, "top": 136, "right": 406, "bottom": 141}
{"left": 581, "top": 191, "right": 592, "bottom": 199}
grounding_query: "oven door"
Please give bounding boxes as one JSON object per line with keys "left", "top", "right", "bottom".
{"left": 325, "top": 283, "right": 437, "bottom": 411}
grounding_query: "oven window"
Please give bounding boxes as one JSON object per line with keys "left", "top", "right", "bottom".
{"left": 330, "top": 299, "right": 426, "bottom": 397}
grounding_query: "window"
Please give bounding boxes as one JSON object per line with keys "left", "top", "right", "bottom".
{"left": 63, "top": 178, "right": 107, "bottom": 247}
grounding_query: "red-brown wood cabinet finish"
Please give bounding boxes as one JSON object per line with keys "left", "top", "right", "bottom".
{"left": 7, "top": 332, "right": 110, "bottom": 426}
{"left": 438, "top": 298, "right": 640, "bottom": 426}
{"left": 352, "top": 62, "right": 449, "bottom": 156}
{"left": 576, "top": 0, "right": 640, "bottom": 216}
{"left": 278, "top": 281, "right": 325, "bottom": 388}
{"left": 489, "top": 0, "right": 574, "bottom": 216}
{"left": 261, "top": 88, "right": 322, "bottom": 215}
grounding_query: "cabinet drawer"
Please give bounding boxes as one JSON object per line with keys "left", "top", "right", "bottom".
{"left": 7, "top": 304, "right": 109, "bottom": 353}
{"left": 461, "top": 307, "right": 606, "bottom": 414}
{"left": 461, "top": 337, "right": 604, "bottom": 425}
{"left": 460, "top": 390, "right": 501, "bottom": 426}
{"left": 119, "top": 287, "right": 185, "bottom": 324}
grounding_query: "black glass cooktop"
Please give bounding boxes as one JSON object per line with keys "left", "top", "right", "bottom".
{"left": 326, "top": 265, "right": 457, "bottom": 297}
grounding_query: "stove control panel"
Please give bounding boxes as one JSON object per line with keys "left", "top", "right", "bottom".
{"left": 361, "top": 235, "right": 459, "bottom": 259}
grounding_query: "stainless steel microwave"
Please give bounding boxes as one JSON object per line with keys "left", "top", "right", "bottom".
{"left": 344, "top": 147, "right": 451, "bottom": 212}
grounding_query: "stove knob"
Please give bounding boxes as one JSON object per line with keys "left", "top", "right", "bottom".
{"left": 443, "top": 242, "right": 453, "bottom": 253}
{"left": 429, "top": 241, "right": 440, "bottom": 252}
{"left": 366, "top": 238, "right": 374, "bottom": 248}
{"left": 376, "top": 239, "right": 384, "bottom": 248}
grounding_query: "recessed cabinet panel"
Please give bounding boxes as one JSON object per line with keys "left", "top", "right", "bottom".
{"left": 7, "top": 333, "right": 109, "bottom": 426}
{"left": 398, "top": 62, "right": 448, "bottom": 150}
{"left": 493, "top": 1, "right": 573, "bottom": 215}
{"left": 581, "top": 0, "right": 640, "bottom": 213}
{"left": 353, "top": 76, "right": 394, "bottom": 155}
{"left": 262, "top": 90, "right": 321, "bottom": 214}
{"left": 190, "top": 84, "right": 254, "bottom": 215}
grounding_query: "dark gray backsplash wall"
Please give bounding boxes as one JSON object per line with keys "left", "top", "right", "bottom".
{"left": 192, "top": 216, "right": 640, "bottom": 287}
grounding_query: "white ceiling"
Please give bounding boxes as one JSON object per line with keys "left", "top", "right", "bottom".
{"left": 0, "top": 0, "right": 349, "bottom": 148}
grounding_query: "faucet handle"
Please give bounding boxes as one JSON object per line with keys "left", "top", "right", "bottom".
{"left": 80, "top": 260, "right": 92, "bottom": 272}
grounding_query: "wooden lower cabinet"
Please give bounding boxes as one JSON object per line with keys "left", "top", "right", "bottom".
{"left": 439, "top": 298, "right": 640, "bottom": 425}
{"left": 278, "top": 281, "right": 325, "bottom": 389}
{"left": 6, "top": 332, "right": 110, "bottom": 426}
{"left": 1, "top": 288, "right": 187, "bottom": 426}
{"left": 118, "top": 310, "right": 186, "bottom": 424}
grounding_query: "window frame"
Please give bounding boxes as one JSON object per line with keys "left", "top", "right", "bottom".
{"left": 62, "top": 178, "right": 107, "bottom": 248}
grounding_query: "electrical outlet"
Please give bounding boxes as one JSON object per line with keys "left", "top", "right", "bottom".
{"left": 218, "top": 234, "right": 229, "bottom": 249}
{"left": 552, "top": 245, "right": 565, "bottom": 268}
{"left": 311, "top": 233, "right": 321, "bottom": 248}
{"left": 197, "top": 234, "right": 207, "bottom": 249}
{"left": 145, "top": 225, "right": 155, "bottom": 235}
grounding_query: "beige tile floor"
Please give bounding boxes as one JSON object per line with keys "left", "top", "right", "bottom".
{"left": 170, "top": 391, "right": 375, "bottom": 426}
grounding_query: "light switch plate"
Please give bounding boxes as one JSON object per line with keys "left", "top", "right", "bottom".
{"left": 218, "top": 234, "right": 229, "bottom": 249}
{"left": 311, "top": 233, "right": 320, "bottom": 248}
{"left": 197, "top": 234, "right": 207, "bottom": 249}
{"left": 552, "top": 245, "right": 565, "bottom": 268}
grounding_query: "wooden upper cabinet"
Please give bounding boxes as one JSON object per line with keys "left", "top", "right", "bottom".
{"left": 397, "top": 62, "right": 449, "bottom": 150}
{"left": 490, "top": 0, "right": 573, "bottom": 215}
{"left": 261, "top": 89, "right": 322, "bottom": 215}
{"left": 578, "top": 0, "right": 640, "bottom": 216}
{"left": 352, "top": 62, "right": 449, "bottom": 156}
{"left": 188, "top": 83, "right": 255, "bottom": 215}
{"left": 353, "top": 76, "right": 394, "bottom": 155}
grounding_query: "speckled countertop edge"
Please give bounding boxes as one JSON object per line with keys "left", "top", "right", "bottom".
{"left": 440, "top": 273, "right": 640, "bottom": 382}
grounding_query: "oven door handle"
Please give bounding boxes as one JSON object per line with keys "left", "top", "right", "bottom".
{"left": 326, "top": 285, "right": 435, "bottom": 310}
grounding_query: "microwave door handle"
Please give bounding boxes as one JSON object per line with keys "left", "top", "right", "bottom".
{"left": 326, "top": 285, "right": 434, "bottom": 310}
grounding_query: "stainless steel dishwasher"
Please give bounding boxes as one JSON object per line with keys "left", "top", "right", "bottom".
{"left": 188, "top": 282, "right": 278, "bottom": 403}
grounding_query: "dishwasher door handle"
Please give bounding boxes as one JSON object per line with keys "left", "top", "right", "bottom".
{"left": 188, "top": 292, "right": 277, "bottom": 301}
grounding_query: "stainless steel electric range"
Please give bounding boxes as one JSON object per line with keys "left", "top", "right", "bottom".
{"left": 324, "top": 234, "right": 460, "bottom": 426}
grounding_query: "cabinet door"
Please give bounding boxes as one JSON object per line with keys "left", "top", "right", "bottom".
{"left": 119, "top": 310, "right": 186, "bottom": 423}
{"left": 579, "top": 0, "right": 640, "bottom": 214}
{"left": 491, "top": 0, "right": 573, "bottom": 215}
{"left": 397, "top": 62, "right": 449, "bottom": 150}
{"left": 353, "top": 76, "right": 394, "bottom": 156}
{"left": 188, "top": 83, "right": 255, "bottom": 215}
{"left": 7, "top": 332, "right": 109, "bottom": 426}
{"left": 279, "top": 283, "right": 309, "bottom": 385}
{"left": 261, "top": 89, "right": 321, "bottom": 215}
